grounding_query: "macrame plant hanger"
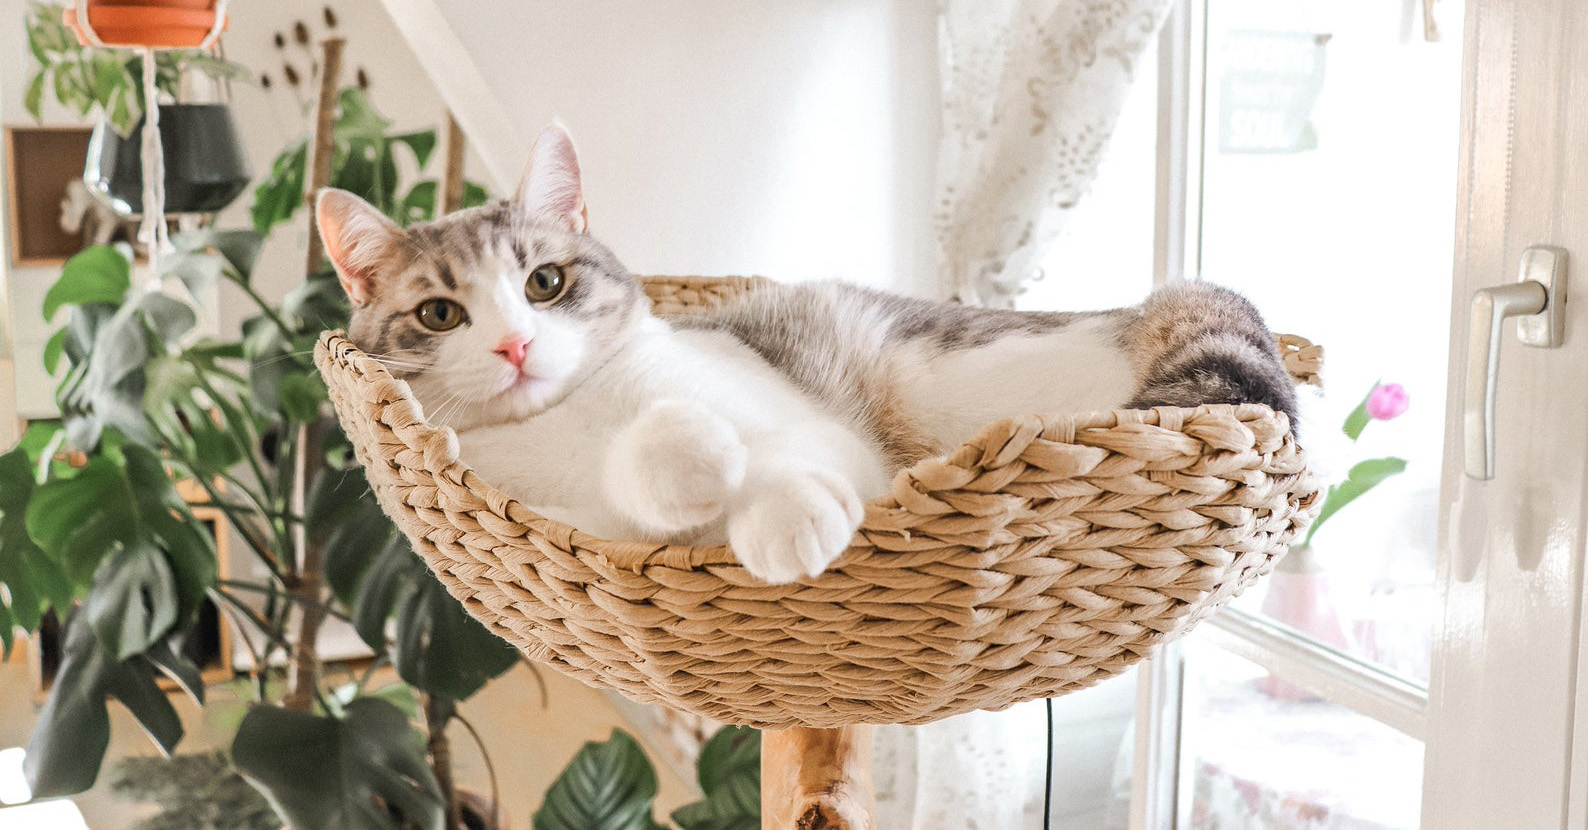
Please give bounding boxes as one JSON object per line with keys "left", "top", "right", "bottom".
{"left": 69, "top": 0, "right": 232, "bottom": 283}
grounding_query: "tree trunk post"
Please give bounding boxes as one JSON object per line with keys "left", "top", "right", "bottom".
{"left": 282, "top": 35, "right": 343, "bottom": 714}
{"left": 761, "top": 725, "right": 875, "bottom": 830}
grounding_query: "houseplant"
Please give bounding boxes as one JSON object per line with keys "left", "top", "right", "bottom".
{"left": 0, "top": 84, "right": 509, "bottom": 829}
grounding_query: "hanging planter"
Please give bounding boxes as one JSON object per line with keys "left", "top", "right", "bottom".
{"left": 55, "top": 0, "right": 235, "bottom": 278}
{"left": 63, "top": 0, "right": 227, "bottom": 49}
{"left": 85, "top": 103, "right": 251, "bottom": 216}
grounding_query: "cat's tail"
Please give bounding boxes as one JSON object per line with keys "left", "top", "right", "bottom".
{"left": 1124, "top": 282, "right": 1301, "bottom": 434}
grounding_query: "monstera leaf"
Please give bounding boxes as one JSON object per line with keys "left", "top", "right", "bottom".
{"left": 25, "top": 614, "right": 189, "bottom": 798}
{"left": 0, "top": 447, "right": 72, "bottom": 655}
{"left": 350, "top": 537, "right": 517, "bottom": 700}
{"left": 534, "top": 730, "right": 664, "bottom": 830}
{"left": 671, "top": 726, "right": 761, "bottom": 830}
{"left": 231, "top": 697, "right": 443, "bottom": 830}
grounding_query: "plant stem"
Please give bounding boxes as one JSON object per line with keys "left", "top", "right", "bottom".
{"left": 454, "top": 710, "right": 501, "bottom": 830}
{"left": 424, "top": 694, "right": 462, "bottom": 830}
{"left": 217, "top": 578, "right": 352, "bottom": 624}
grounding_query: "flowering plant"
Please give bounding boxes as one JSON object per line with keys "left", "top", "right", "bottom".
{"left": 1303, "top": 382, "right": 1409, "bottom": 545}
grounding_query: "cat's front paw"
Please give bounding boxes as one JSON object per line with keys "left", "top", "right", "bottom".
{"left": 604, "top": 400, "right": 748, "bottom": 533}
{"left": 727, "top": 469, "right": 865, "bottom": 584}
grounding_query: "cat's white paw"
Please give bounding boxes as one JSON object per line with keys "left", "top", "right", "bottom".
{"left": 604, "top": 400, "right": 748, "bottom": 533}
{"left": 727, "top": 469, "right": 866, "bottom": 584}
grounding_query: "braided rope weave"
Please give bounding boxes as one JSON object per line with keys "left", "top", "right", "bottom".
{"left": 315, "top": 277, "right": 1322, "bottom": 729}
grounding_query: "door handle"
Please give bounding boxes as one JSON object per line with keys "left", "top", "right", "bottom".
{"left": 1464, "top": 245, "right": 1567, "bottom": 480}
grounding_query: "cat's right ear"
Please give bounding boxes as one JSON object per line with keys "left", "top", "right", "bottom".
{"left": 316, "top": 188, "right": 402, "bottom": 305}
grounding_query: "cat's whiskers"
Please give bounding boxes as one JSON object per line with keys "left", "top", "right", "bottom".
{"left": 423, "top": 390, "right": 467, "bottom": 426}
{"left": 434, "top": 391, "right": 484, "bottom": 431}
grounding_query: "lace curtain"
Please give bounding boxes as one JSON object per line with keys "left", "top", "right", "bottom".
{"left": 875, "top": 1, "right": 1173, "bottom": 825}
{"left": 935, "top": 0, "right": 1175, "bottom": 307}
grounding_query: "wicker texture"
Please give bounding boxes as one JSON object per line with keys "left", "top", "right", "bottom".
{"left": 315, "top": 277, "right": 1320, "bottom": 729}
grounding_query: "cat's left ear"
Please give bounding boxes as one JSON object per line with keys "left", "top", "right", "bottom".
{"left": 516, "top": 124, "right": 588, "bottom": 234}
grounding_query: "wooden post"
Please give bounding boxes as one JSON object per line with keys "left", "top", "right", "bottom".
{"left": 301, "top": 37, "right": 345, "bottom": 275}
{"left": 282, "top": 36, "right": 343, "bottom": 715}
{"left": 761, "top": 725, "right": 875, "bottom": 830}
{"left": 441, "top": 111, "right": 467, "bottom": 215}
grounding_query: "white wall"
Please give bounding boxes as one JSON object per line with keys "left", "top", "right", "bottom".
{"left": 386, "top": 0, "right": 941, "bottom": 296}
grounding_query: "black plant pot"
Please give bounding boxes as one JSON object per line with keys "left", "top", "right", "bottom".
{"left": 85, "top": 102, "right": 252, "bottom": 216}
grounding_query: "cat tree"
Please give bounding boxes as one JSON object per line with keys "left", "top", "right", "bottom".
{"left": 316, "top": 280, "right": 1321, "bottom": 829}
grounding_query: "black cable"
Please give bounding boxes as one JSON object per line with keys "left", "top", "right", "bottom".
{"left": 1043, "top": 696, "right": 1055, "bottom": 830}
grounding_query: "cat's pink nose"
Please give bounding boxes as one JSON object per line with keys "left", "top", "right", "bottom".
{"left": 494, "top": 335, "right": 531, "bottom": 367}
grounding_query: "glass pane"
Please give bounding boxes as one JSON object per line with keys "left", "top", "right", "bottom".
{"left": 1183, "top": 638, "right": 1423, "bottom": 829}
{"left": 1199, "top": 0, "right": 1466, "bottom": 685}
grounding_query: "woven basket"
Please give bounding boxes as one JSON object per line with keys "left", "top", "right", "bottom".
{"left": 315, "top": 277, "right": 1321, "bottom": 730}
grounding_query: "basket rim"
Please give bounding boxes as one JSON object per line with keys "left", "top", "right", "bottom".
{"left": 316, "top": 329, "right": 1306, "bottom": 576}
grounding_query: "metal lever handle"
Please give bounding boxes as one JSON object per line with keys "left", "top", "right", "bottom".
{"left": 1463, "top": 246, "right": 1567, "bottom": 480}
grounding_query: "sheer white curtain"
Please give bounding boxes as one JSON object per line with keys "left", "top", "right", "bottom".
{"left": 935, "top": 0, "right": 1174, "bottom": 307}
{"left": 874, "top": 1, "right": 1172, "bottom": 825}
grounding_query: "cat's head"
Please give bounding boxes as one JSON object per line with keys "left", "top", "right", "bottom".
{"left": 318, "top": 125, "right": 647, "bottom": 431}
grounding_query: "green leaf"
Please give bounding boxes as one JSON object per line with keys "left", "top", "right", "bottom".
{"left": 388, "top": 130, "right": 438, "bottom": 170}
{"left": 333, "top": 87, "right": 395, "bottom": 146}
{"left": 27, "top": 455, "right": 138, "bottom": 583}
{"left": 43, "top": 245, "right": 132, "bottom": 322}
{"left": 1341, "top": 382, "right": 1378, "bottom": 441}
{"left": 1305, "top": 456, "right": 1409, "bottom": 544}
{"left": 207, "top": 229, "right": 267, "bottom": 278}
{"left": 232, "top": 698, "right": 445, "bottom": 830}
{"left": 25, "top": 71, "right": 46, "bottom": 121}
{"left": 42, "top": 327, "right": 68, "bottom": 374}
{"left": 535, "top": 729, "right": 663, "bottom": 830}
{"left": 25, "top": 614, "right": 184, "bottom": 798}
{"left": 672, "top": 727, "right": 760, "bottom": 830}
{"left": 0, "top": 447, "right": 73, "bottom": 648}
{"left": 83, "top": 539, "right": 178, "bottom": 660}
{"left": 251, "top": 140, "right": 308, "bottom": 236}
{"left": 351, "top": 537, "right": 415, "bottom": 649}
{"left": 279, "top": 372, "right": 328, "bottom": 423}
{"left": 396, "top": 181, "right": 438, "bottom": 226}
{"left": 462, "top": 181, "right": 491, "bottom": 209}
{"left": 122, "top": 444, "right": 216, "bottom": 624}
{"left": 391, "top": 577, "right": 518, "bottom": 700}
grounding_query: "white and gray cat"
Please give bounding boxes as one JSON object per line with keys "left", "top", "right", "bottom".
{"left": 317, "top": 126, "right": 1296, "bottom": 584}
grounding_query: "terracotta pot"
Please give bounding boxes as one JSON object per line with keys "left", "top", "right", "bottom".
{"left": 63, "top": 0, "right": 227, "bottom": 48}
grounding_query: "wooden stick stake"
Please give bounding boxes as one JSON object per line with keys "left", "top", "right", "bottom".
{"left": 761, "top": 725, "right": 875, "bottom": 830}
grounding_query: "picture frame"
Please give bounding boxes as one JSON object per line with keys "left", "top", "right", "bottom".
{"left": 4, "top": 125, "right": 104, "bottom": 267}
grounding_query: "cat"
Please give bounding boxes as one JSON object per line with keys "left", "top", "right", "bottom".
{"left": 316, "top": 125, "right": 1296, "bottom": 584}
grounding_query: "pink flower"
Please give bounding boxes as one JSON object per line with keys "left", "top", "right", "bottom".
{"left": 1366, "top": 383, "right": 1409, "bottom": 420}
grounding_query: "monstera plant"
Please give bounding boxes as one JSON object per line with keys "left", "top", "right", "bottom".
{"left": 0, "top": 85, "right": 521, "bottom": 830}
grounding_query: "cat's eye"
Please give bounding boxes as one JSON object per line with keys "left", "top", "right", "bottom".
{"left": 525, "top": 264, "right": 566, "bottom": 303}
{"left": 416, "top": 298, "right": 466, "bottom": 331}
